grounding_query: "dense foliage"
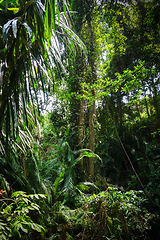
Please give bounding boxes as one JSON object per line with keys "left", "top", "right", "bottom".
{"left": 0, "top": 0, "right": 160, "bottom": 239}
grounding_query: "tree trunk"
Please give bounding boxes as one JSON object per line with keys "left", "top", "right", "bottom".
{"left": 144, "top": 97, "right": 150, "bottom": 119}
{"left": 78, "top": 97, "right": 85, "bottom": 171}
{"left": 87, "top": 15, "right": 97, "bottom": 182}
{"left": 151, "top": 79, "right": 160, "bottom": 118}
{"left": 88, "top": 101, "right": 95, "bottom": 181}
{"left": 22, "top": 158, "right": 27, "bottom": 180}
{"left": 117, "top": 88, "right": 123, "bottom": 127}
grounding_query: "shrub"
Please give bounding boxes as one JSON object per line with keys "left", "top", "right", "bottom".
{"left": 51, "top": 188, "right": 156, "bottom": 240}
{"left": 0, "top": 191, "right": 46, "bottom": 240}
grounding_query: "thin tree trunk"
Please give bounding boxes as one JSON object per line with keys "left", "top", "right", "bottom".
{"left": 87, "top": 16, "right": 97, "bottom": 182}
{"left": 141, "top": 80, "right": 150, "bottom": 119}
{"left": 144, "top": 97, "right": 150, "bottom": 118}
{"left": 22, "top": 158, "right": 27, "bottom": 180}
{"left": 151, "top": 79, "right": 160, "bottom": 118}
{"left": 117, "top": 88, "right": 123, "bottom": 126}
{"left": 88, "top": 101, "right": 95, "bottom": 181}
{"left": 78, "top": 97, "right": 85, "bottom": 170}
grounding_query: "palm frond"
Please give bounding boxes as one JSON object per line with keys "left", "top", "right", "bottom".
{"left": 0, "top": 0, "right": 85, "bottom": 193}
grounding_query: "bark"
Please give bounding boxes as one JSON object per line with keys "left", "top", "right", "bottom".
{"left": 22, "top": 158, "right": 27, "bottom": 180}
{"left": 144, "top": 97, "right": 150, "bottom": 119}
{"left": 78, "top": 97, "right": 85, "bottom": 170}
{"left": 117, "top": 88, "right": 123, "bottom": 126}
{"left": 87, "top": 15, "right": 97, "bottom": 181}
{"left": 88, "top": 101, "right": 95, "bottom": 181}
{"left": 141, "top": 80, "right": 150, "bottom": 119}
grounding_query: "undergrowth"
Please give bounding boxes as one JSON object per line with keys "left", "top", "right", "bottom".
{"left": 46, "top": 187, "right": 156, "bottom": 240}
{"left": 0, "top": 176, "right": 158, "bottom": 240}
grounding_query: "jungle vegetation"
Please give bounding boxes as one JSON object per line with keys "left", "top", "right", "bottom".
{"left": 0, "top": 0, "right": 160, "bottom": 239}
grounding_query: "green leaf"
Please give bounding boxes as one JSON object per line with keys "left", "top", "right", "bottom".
{"left": 2, "top": 19, "right": 12, "bottom": 42}
{"left": 0, "top": 234, "right": 7, "bottom": 240}
{"left": 30, "top": 203, "right": 39, "bottom": 211}
{"left": 24, "top": 0, "right": 36, "bottom": 12}
{"left": 23, "top": 23, "right": 32, "bottom": 39}
{"left": 0, "top": 0, "right": 16, "bottom": 7}
{"left": 30, "top": 223, "right": 43, "bottom": 232}
{"left": 83, "top": 182, "right": 100, "bottom": 191}
{"left": 12, "top": 18, "right": 18, "bottom": 38}
{"left": 20, "top": 225, "right": 28, "bottom": 233}
{"left": 6, "top": 217, "right": 12, "bottom": 221}
{"left": 66, "top": 232, "right": 74, "bottom": 240}
{"left": 33, "top": 194, "right": 39, "bottom": 199}
{"left": 56, "top": 0, "right": 60, "bottom": 22}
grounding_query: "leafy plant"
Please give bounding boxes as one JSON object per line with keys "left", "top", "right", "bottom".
{"left": 40, "top": 130, "right": 101, "bottom": 206}
{"left": 53, "top": 187, "right": 157, "bottom": 240}
{"left": 46, "top": 188, "right": 156, "bottom": 240}
{"left": 80, "top": 188, "right": 155, "bottom": 239}
{"left": 0, "top": 191, "right": 46, "bottom": 239}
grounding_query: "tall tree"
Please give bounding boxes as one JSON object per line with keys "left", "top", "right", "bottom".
{"left": 68, "top": 0, "right": 102, "bottom": 181}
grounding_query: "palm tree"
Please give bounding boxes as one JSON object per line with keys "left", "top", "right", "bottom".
{"left": 0, "top": 0, "right": 84, "bottom": 192}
